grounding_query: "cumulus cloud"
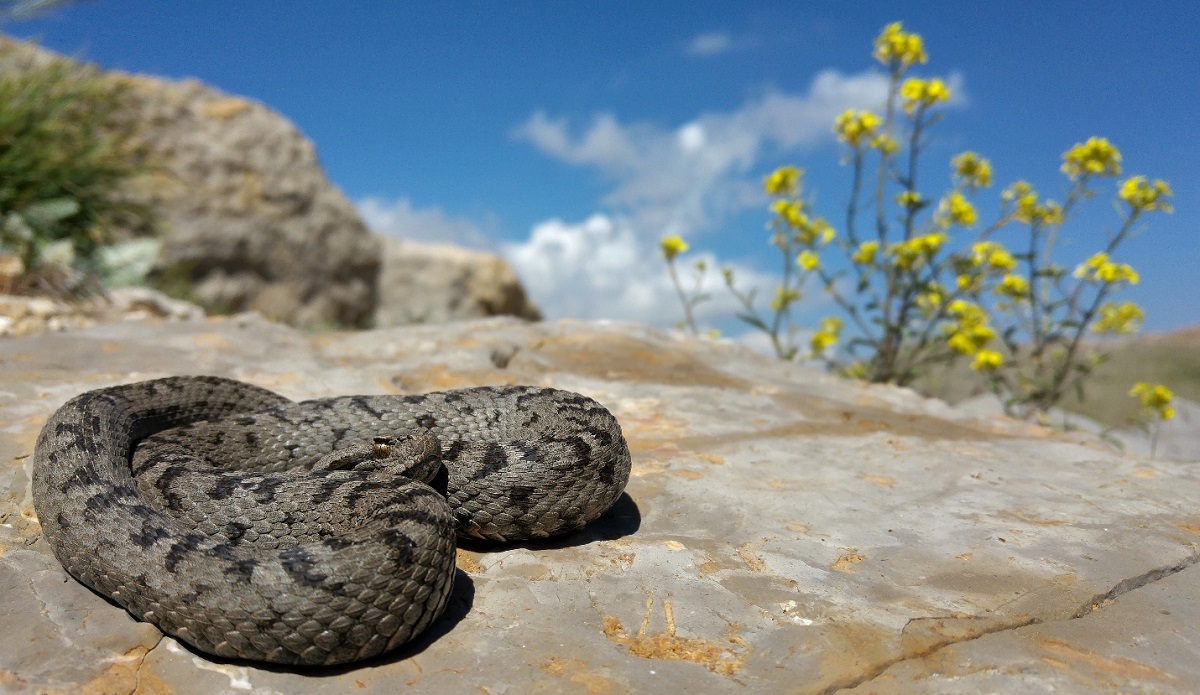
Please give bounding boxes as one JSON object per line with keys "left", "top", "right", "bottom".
{"left": 506, "top": 68, "right": 963, "bottom": 325}
{"left": 357, "top": 196, "right": 492, "bottom": 250}
{"left": 501, "top": 213, "right": 774, "bottom": 327}
{"left": 686, "top": 32, "right": 732, "bottom": 56}
{"left": 511, "top": 69, "right": 933, "bottom": 241}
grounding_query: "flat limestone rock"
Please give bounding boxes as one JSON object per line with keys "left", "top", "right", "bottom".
{"left": 1, "top": 315, "right": 1197, "bottom": 693}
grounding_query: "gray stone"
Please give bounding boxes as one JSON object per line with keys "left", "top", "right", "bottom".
{"left": 373, "top": 237, "right": 543, "bottom": 326}
{"left": 1, "top": 316, "right": 1198, "bottom": 693}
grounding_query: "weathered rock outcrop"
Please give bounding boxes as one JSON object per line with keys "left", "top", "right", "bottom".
{"left": 0, "top": 36, "right": 381, "bottom": 329}
{"left": 130, "top": 76, "right": 382, "bottom": 328}
{"left": 0, "top": 36, "right": 553, "bottom": 331}
{"left": 3, "top": 315, "right": 1199, "bottom": 693}
{"left": 374, "top": 237, "right": 542, "bottom": 326}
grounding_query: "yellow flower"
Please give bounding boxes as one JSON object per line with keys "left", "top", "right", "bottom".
{"left": 873, "top": 22, "right": 927, "bottom": 68}
{"left": 1098, "top": 262, "right": 1138, "bottom": 284}
{"left": 955, "top": 273, "right": 981, "bottom": 293}
{"left": 764, "top": 165, "right": 802, "bottom": 196}
{"left": 810, "top": 316, "right": 843, "bottom": 355}
{"left": 995, "top": 273, "right": 1029, "bottom": 300}
{"left": 899, "top": 77, "right": 950, "bottom": 115}
{"left": 940, "top": 191, "right": 977, "bottom": 226}
{"left": 946, "top": 324, "right": 995, "bottom": 355}
{"left": 1073, "top": 251, "right": 1107, "bottom": 277}
{"left": 660, "top": 235, "right": 689, "bottom": 261}
{"left": 915, "top": 232, "right": 948, "bottom": 253}
{"left": 1129, "top": 382, "right": 1175, "bottom": 421}
{"left": 797, "top": 250, "right": 820, "bottom": 271}
{"left": 947, "top": 300, "right": 990, "bottom": 327}
{"left": 951, "top": 151, "right": 993, "bottom": 189}
{"left": 770, "top": 285, "right": 800, "bottom": 312}
{"left": 1061, "top": 137, "right": 1122, "bottom": 180}
{"left": 871, "top": 133, "right": 899, "bottom": 155}
{"left": 1032, "top": 201, "right": 1064, "bottom": 226}
{"left": 895, "top": 190, "right": 922, "bottom": 208}
{"left": 819, "top": 223, "right": 836, "bottom": 245}
{"left": 1003, "top": 180, "right": 1038, "bottom": 218}
{"left": 772, "top": 199, "right": 807, "bottom": 229}
{"left": 971, "top": 349, "right": 1003, "bottom": 371}
{"left": 794, "top": 216, "right": 835, "bottom": 247}
{"left": 916, "top": 283, "right": 943, "bottom": 313}
{"left": 851, "top": 240, "right": 879, "bottom": 265}
{"left": 1003, "top": 181, "right": 1062, "bottom": 225}
{"left": 970, "top": 241, "right": 1017, "bottom": 272}
{"left": 945, "top": 299, "right": 996, "bottom": 356}
{"left": 1118, "top": 176, "right": 1174, "bottom": 213}
{"left": 888, "top": 232, "right": 947, "bottom": 270}
{"left": 835, "top": 109, "right": 882, "bottom": 147}
{"left": 1093, "top": 301, "right": 1144, "bottom": 334}
{"left": 1073, "top": 252, "right": 1139, "bottom": 285}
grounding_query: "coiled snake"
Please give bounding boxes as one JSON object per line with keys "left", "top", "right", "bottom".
{"left": 32, "top": 376, "right": 631, "bottom": 665}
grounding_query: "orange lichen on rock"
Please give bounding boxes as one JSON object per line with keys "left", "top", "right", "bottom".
{"left": 603, "top": 597, "right": 746, "bottom": 676}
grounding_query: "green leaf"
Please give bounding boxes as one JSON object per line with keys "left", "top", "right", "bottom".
{"left": 736, "top": 313, "right": 768, "bottom": 332}
{"left": 2, "top": 211, "right": 34, "bottom": 242}
{"left": 23, "top": 197, "right": 81, "bottom": 227}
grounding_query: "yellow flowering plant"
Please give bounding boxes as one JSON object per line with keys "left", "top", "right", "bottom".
{"left": 663, "top": 22, "right": 1173, "bottom": 418}
{"left": 659, "top": 234, "right": 708, "bottom": 335}
{"left": 977, "top": 132, "right": 1170, "bottom": 417}
{"left": 718, "top": 166, "right": 834, "bottom": 360}
{"left": 1129, "top": 382, "right": 1175, "bottom": 458}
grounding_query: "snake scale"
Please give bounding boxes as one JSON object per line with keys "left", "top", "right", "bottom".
{"left": 32, "top": 375, "right": 631, "bottom": 665}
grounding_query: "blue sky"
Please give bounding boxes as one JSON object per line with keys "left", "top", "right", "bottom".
{"left": 7, "top": 2, "right": 1197, "bottom": 333}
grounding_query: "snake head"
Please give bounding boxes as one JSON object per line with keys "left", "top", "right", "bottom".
{"left": 370, "top": 433, "right": 444, "bottom": 485}
{"left": 311, "top": 433, "right": 443, "bottom": 484}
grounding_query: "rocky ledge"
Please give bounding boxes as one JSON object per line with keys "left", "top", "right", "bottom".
{"left": 1, "top": 315, "right": 1198, "bottom": 693}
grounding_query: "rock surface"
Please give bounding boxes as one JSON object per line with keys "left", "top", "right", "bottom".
{"left": 373, "top": 237, "right": 543, "bottom": 327}
{"left": 0, "top": 287, "right": 204, "bottom": 337}
{"left": 0, "top": 36, "right": 381, "bottom": 329}
{"left": 2, "top": 315, "right": 1199, "bottom": 694}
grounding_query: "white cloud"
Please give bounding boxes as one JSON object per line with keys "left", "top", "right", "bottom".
{"left": 501, "top": 214, "right": 774, "bottom": 327}
{"left": 686, "top": 32, "right": 732, "bottom": 57}
{"left": 511, "top": 69, "right": 937, "bottom": 241}
{"left": 357, "top": 196, "right": 493, "bottom": 250}
{"left": 506, "top": 68, "right": 971, "bottom": 326}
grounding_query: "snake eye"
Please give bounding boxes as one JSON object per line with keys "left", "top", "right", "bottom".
{"left": 372, "top": 437, "right": 393, "bottom": 459}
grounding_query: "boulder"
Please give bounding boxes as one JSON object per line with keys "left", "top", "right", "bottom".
{"left": 374, "top": 236, "right": 542, "bottom": 326}
{"left": 2, "top": 315, "right": 1199, "bottom": 692}
{"left": 0, "top": 36, "right": 380, "bottom": 329}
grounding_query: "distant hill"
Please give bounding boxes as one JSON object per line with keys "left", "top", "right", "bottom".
{"left": 914, "top": 325, "right": 1200, "bottom": 429}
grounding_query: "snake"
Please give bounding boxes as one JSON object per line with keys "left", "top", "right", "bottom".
{"left": 31, "top": 375, "right": 631, "bottom": 666}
